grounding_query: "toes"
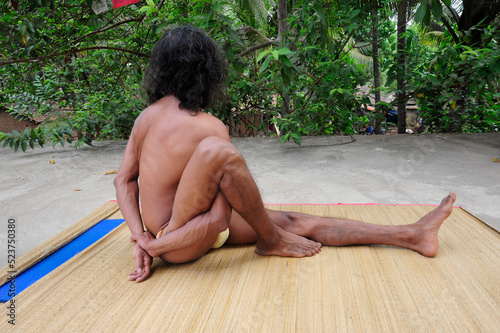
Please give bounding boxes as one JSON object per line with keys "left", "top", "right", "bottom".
{"left": 303, "top": 243, "right": 321, "bottom": 256}
{"left": 255, "top": 234, "right": 322, "bottom": 258}
{"left": 445, "top": 192, "right": 457, "bottom": 203}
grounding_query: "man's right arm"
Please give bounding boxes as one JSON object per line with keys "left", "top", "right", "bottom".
{"left": 114, "top": 133, "right": 144, "bottom": 236}
{"left": 115, "top": 128, "right": 156, "bottom": 282}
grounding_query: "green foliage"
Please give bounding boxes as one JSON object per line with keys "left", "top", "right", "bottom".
{"left": 0, "top": 0, "right": 152, "bottom": 151}
{"left": 0, "top": 120, "right": 89, "bottom": 152}
{"left": 412, "top": 30, "right": 500, "bottom": 133}
{"left": 211, "top": 0, "right": 373, "bottom": 143}
{"left": 385, "top": 28, "right": 436, "bottom": 88}
{"left": 0, "top": 0, "right": 499, "bottom": 152}
{"left": 290, "top": 58, "right": 369, "bottom": 136}
{"left": 273, "top": 117, "right": 303, "bottom": 145}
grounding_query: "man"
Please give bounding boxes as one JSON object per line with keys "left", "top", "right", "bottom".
{"left": 114, "top": 26, "right": 456, "bottom": 283}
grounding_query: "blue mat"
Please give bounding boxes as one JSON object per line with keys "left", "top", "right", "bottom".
{"left": 0, "top": 219, "right": 124, "bottom": 302}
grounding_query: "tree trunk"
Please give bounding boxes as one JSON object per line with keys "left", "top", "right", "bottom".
{"left": 277, "top": 0, "right": 287, "bottom": 42}
{"left": 277, "top": 0, "right": 290, "bottom": 116}
{"left": 371, "top": 6, "right": 381, "bottom": 129}
{"left": 397, "top": 0, "right": 407, "bottom": 134}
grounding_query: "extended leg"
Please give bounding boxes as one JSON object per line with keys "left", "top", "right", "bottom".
{"left": 227, "top": 193, "right": 456, "bottom": 257}
{"left": 167, "top": 136, "right": 321, "bottom": 258}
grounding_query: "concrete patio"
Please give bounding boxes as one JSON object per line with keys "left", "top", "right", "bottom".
{"left": 1, "top": 132, "right": 499, "bottom": 266}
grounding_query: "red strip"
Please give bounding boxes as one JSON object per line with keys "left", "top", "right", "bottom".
{"left": 264, "top": 202, "right": 463, "bottom": 209}
{"left": 109, "top": 199, "right": 462, "bottom": 209}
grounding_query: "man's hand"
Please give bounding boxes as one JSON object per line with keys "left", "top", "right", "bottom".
{"left": 130, "top": 231, "right": 158, "bottom": 257}
{"left": 129, "top": 242, "right": 152, "bottom": 283}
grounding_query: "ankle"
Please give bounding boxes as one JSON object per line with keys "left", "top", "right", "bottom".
{"left": 404, "top": 225, "right": 420, "bottom": 245}
{"left": 258, "top": 224, "right": 284, "bottom": 245}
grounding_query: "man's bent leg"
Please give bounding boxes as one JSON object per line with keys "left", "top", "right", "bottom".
{"left": 168, "top": 136, "right": 321, "bottom": 258}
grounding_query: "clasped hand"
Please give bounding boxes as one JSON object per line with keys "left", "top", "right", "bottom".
{"left": 129, "top": 231, "right": 156, "bottom": 283}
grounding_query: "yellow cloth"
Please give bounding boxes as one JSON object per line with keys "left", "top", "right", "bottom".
{"left": 211, "top": 228, "right": 230, "bottom": 249}
{"left": 156, "top": 226, "right": 168, "bottom": 239}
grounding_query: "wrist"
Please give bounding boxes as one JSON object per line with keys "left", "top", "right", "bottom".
{"left": 130, "top": 232, "right": 145, "bottom": 242}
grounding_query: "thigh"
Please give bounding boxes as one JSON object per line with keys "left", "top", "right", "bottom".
{"left": 166, "top": 136, "right": 233, "bottom": 233}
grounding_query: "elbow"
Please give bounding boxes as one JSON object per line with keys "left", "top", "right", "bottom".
{"left": 114, "top": 171, "right": 138, "bottom": 192}
{"left": 113, "top": 175, "right": 121, "bottom": 189}
{"left": 113, "top": 172, "right": 126, "bottom": 189}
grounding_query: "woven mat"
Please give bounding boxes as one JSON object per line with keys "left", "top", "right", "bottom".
{"left": 1, "top": 202, "right": 499, "bottom": 332}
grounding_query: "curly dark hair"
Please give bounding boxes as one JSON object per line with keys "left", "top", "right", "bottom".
{"left": 142, "top": 26, "right": 227, "bottom": 111}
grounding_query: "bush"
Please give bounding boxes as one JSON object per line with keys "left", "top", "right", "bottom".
{"left": 412, "top": 31, "right": 500, "bottom": 133}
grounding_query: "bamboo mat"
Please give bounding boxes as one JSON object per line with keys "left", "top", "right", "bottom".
{"left": 1, "top": 202, "right": 499, "bottom": 332}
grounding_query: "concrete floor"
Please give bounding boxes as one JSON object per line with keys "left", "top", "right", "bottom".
{"left": 1, "top": 133, "right": 499, "bottom": 267}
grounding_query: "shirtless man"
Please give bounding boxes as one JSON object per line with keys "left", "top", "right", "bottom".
{"left": 114, "top": 26, "right": 457, "bottom": 283}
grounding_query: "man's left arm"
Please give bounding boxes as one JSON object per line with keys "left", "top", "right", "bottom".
{"left": 132, "top": 191, "right": 232, "bottom": 258}
{"left": 132, "top": 218, "right": 219, "bottom": 258}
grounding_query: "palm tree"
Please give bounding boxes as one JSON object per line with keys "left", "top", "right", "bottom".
{"left": 417, "top": 0, "right": 500, "bottom": 47}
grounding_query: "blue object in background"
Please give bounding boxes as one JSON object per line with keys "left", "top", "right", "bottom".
{"left": 0, "top": 219, "right": 124, "bottom": 302}
{"left": 386, "top": 109, "right": 398, "bottom": 124}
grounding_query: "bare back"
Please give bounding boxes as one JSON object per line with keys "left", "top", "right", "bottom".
{"left": 130, "top": 96, "right": 230, "bottom": 233}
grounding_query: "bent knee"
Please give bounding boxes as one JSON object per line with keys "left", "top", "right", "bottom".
{"left": 197, "top": 136, "right": 244, "bottom": 166}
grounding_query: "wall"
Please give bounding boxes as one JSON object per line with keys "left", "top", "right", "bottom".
{"left": 0, "top": 110, "right": 38, "bottom": 133}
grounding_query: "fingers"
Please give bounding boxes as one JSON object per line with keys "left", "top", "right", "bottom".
{"left": 129, "top": 247, "right": 145, "bottom": 281}
{"left": 131, "top": 233, "right": 155, "bottom": 255}
{"left": 135, "top": 246, "right": 145, "bottom": 266}
{"left": 129, "top": 247, "right": 152, "bottom": 283}
{"left": 135, "top": 256, "right": 151, "bottom": 283}
{"left": 144, "top": 231, "right": 155, "bottom": 240}
{"left": 130, "top": 233, "right": 140, "bottom": 243}
{"left": 143, "top": 254, "right": 152, "bottom": 276}
{"left": 133, "top": 270, "right": 149, "bottom": 283}
{"left": 129, "top": 268, "right": 144, "bottom": 281}
{"left": 130, "top": 231, "right": 152, "bottom": 243}
{"left": 132, "top": 235, "right": 146, "bottom": 250}
{"left": 129, "top": 269, "right": 149, "bottom": 282}
{"left": 129, "top": 264, "right": 150, "bottom": 283}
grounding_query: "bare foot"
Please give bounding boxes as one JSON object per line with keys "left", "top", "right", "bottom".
{"left": 410, "top": 192, "right": 457, "bottom": 257}
{"left": 255, "top": 228, "right": 322, "bottom": 258}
